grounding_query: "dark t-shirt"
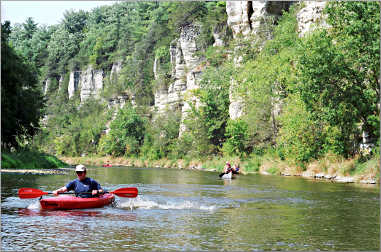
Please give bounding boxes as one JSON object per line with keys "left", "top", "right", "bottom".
{"left": 65, "top": 177, "right": 102, "bottom": 198}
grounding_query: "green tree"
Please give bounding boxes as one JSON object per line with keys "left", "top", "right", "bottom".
{"left": 325, "top": 2, "right": 380, "bottom": 144}
{"left": 198, "top": 63, "right": 233, "bottom": 149}
{"left": 22, "top": 17, "right": 37, "bottom": 39}
{"left": 98, "top": 104, "right": 146, "bottom": 157}
{"left": 141, "top": 110, "right": 181, "bottom": 160}
{"left": 297, "top": 29, "right": 378, "bottom": 157}
{"left": 1, "top": 21, "right": 45, "bottom": 149}
{"left": 222, "top": 119, "right": 249, "bottom": 156}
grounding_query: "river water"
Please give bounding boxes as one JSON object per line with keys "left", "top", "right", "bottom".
{"left": 1, "top": 166, "right": 379, "bottom": 251}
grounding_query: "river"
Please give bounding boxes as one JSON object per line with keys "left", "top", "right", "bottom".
{"left": 1, "top": 166, "right": 379, "bottom": 251}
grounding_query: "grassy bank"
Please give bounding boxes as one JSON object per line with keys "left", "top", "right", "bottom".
{"left": 1, "top": 150, "right": 68, "bottom": 169}
{"left": 60, "top": 152, "right": 379, "bottom": 183}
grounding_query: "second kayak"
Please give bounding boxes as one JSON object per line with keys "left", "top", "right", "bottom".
{"left": 40, "top": 193, "right": 115, "bottom": 210}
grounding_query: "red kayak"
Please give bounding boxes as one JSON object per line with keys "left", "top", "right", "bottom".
{"left": 40, "top": 193, "right": 115, "bottom": 210}
{"left": 102, "top": 164, "right": 112, "bottom": 167}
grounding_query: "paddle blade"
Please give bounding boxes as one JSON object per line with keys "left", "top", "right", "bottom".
{"left": 18, "top": 188, "right": 48, "bottom": 199}
{"left": 110, "top": 187, "right": 138, "bottom": 198}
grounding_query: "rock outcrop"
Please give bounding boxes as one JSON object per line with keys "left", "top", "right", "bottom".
{"left": 79, "top": 66, "right": 104, "bottom": 102}
{"left": 110, "top": 60, "right": 123, "bottom": 81}
{"left": 227, "top": 1, "right": 293, "bottom": 39}
{"left": 67, "top": 66, "right": 104, "bottom": 102}
{"left": 296, "top": 1, "right": 327, "bottom": 37}
{"left": 43, "top": 78, "right": 51, "bottom": 95}
{"left": 225, "top": 1, "right": 327, "bottom": 120}
{"left": 68, "top": 71, "right": 81, "bottom": 99}
{"left": 154, "top": 23, "right": 205, "bottom": 135}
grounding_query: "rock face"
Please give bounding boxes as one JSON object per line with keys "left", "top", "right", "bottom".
{"left": 153, "top": 1, "right": 330, "bottom": 133}
{"left": 154, "top": 24, "right": 205, "bottom": 135}
{"left": 226, "top": 1, "right": 252, "bottom": 38}
{"left": 110, "top": 60, "right": 122, "bottom": 81}
{"left": 43, "top": 78, "right": 51, "bottom": 95}
{"left": 229, "top": 78, "right": 244, "bottom": 120}
{"left": 68, "top": 71, "right": 81, "bottom": 99}
{"left": 227, "top": 1, "right": 293, "bottom": 39}
{"left": 80, "top": 66, "right": 104, "bottom": 102}
{"left": 296, "top": 1, "right": 328, "bottom": 37}
{"left": 225, "top": 1, "right": 327, "bottom": 120}
{"left": 67, "top": 66, "right": 104, "bottom": 102}
{"left": 58, "top": 75, "right": 63, "bottom": 91}
{"left": 212, "top": 23, "right": 227, "bottom": 47}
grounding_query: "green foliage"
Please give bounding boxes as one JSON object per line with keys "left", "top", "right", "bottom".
{"left": 1, "top": 151, "right": 67, "bottom": 169}
{"left": 141, "top": 110, "right": 181, "bottom": 160}
{"left": 98, "top": 104, "right": 146, "bottom": 157}
{"left": 1, "top": 21, "right": 45, "bottom": 149}
{"left": 222, "top": 119, "right": 249, "bottom": 157}
{"left": 277, "top": 94, "right": 323, "bottom": 163}
{"left": 197, "top": 64, "right": 233, "bottom": 148}
{"left": 168, "top": 2, "right": 207, "bottom": 31}
{"left": 326, "top": 1, "right": 380, "bottom": 145}
{"left": 1, "top": 152, "right": 23, "bottom": 168}
{"left": 35, "top": 96, "right": 108, "bottom": 156}
{"left": 245, "top": 154, "right": 263, "bottom": 172}
{"left": 63, "top": 10, "right": 88, "bottom": 34}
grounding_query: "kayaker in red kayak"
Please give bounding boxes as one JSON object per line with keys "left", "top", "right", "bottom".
{"left": 52, "top": 164, "right": 104, "bottom": 198}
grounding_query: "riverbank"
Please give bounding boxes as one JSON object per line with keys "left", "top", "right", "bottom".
{"left": 60, "top": 153, "right": 379, "bottom": 185}
{"left": 1, "top": 151, "right": 68, "bottom": 169}
{"left": 2, "top": 150, "right": 377, "bottom": 184}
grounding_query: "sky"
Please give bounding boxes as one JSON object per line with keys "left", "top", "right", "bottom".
{"left": 1, "top": 1, "right": 118, "bottom": 26}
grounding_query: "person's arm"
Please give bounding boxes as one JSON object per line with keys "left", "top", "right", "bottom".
{"left": 91, "top": 180, "right": 104, "bottom": 195}
{"left": 52, "top": 186, "right": 68, "bottom": 196}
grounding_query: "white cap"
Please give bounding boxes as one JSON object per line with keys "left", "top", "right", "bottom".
{"left": 75, "top": 164, "right": 86, "bottom": 172}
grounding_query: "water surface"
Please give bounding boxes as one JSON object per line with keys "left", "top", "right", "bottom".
{"left": 2, "top": 167, "right": 379, "bottom": 251}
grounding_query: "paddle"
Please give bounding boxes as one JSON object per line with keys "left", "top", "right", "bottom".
{"left": 18, "top": 187, "right": 138, "bottom": 199}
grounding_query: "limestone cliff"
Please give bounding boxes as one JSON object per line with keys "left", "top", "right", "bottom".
{"left": 79, "top": 66, "right": 104, "bottom": 102}
{"left": 153, "top": 23, "right": 205, "bottom": 135}
{"left": 51, "top": 1, "right": 329, "bottom": 139}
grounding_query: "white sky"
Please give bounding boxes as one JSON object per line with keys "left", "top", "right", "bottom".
{"left": 1, "top": 1, "right": 118, "bottom": 26}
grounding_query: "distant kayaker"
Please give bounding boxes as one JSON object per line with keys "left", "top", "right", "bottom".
{"left": 233, "top": 163, "right": 240, "bottom": 175}
{"left": 219, "top": 161, "right": 233, "bottom": 178}
{"left": 52, "top": 164, "right": 104, "bottom": 198}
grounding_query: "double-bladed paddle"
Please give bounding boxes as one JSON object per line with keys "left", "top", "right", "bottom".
{"left": 18, "top": 187, "right": 138, "bottom": 199}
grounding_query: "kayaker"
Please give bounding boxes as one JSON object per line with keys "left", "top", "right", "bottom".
{"left": 219, "top": 161, "right": 233, "bottom": 178}
{"left": 232, "top": 163, "right": 240, "bottom": 175}
{"left": 52, "top": 164, "right": 104, "bottom": 198}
